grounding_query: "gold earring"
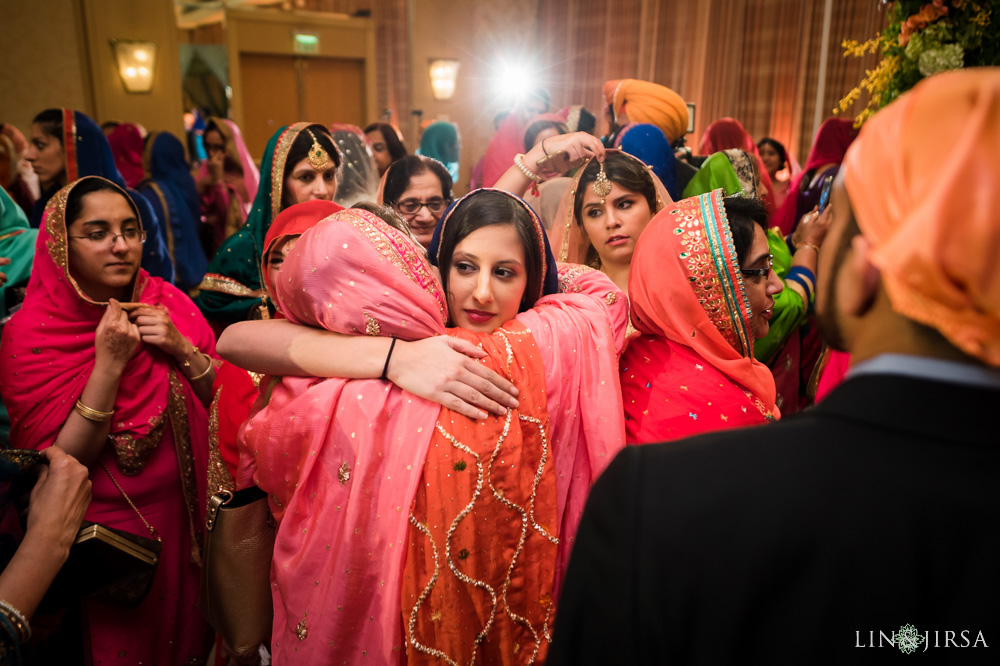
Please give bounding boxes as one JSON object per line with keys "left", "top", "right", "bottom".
{"left": 593, "top": 161, "right": 612, "bottom": 204}
{"left": 306, "top": 130, "right": 333, "bottom": 171}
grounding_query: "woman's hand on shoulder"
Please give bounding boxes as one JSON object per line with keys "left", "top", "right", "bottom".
{"left": 525, "top": 131, "right": 606, "bottom": 175}
{"left": 387, "top": 336, "right": 520, "bottom": 420}
{"left": 94, "top": 299, "right": 141, "bottom": 374}
{"left": 128, "top": 303, "right": 192, "bottom": 361}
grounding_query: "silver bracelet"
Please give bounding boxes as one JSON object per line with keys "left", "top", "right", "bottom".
{"left": 0, "top": 599, "right": 31, "bottom": 643}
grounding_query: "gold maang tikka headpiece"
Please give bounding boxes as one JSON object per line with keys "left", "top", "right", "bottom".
{"left": 593, "top": 160, "right": 613, "bottom": 203}
{"left": 306, "top": 130, "right": 333, "bottom": 170}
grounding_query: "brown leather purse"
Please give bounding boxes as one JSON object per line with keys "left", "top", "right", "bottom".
{"left": 198, "top": 486, "right": 276, "bottom": 660}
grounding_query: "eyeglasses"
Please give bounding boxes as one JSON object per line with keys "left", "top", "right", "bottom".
{"left": 396, "top": 197, "right": 450, "bottom": 216}
{"left": 740, "top": 254, "right": 774, "bottom": 281}
{"left": 204, "top": 141, "right": 225, "bottom": 155}
{"left": 68, "top": 228, "right": 147, "bottom": 247}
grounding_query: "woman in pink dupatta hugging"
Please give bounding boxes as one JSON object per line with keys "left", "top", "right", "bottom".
{"left": 222, "top": 188, "right": 627, "bottom": 664}
{"left": 0, "top": 176, "right": 216, "bottom": 664}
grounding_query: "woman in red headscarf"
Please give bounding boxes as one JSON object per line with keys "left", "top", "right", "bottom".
{"left": 771, "top": 117, "right": 857, "bottom": 237}
{"left": 0, "top": 176, "right": 215, "bottom": 664}
{"left": 107, "top": 123, "right": 146, "bottom": 189}
{"left": 208, "top": 199, "right": 343, "bottom": 481}
{"left": 698, "top": 117, "right": 775, "bottom": 210}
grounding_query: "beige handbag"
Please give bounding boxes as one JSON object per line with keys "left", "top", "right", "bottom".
{"left": 198, "top": 486, "right": 276, "bottom": 659}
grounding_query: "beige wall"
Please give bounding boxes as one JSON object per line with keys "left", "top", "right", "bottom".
{"left": 409, "top": 0, "right": 540, "bottom": 194}
{"left": 0, "top": 0, "right": 92, "bottom": 135}
{"left": 80, "top": 0, "right": 186, "bottom": 140}
{"left": 0, "top": 0, "right": 184, "bottom": 140}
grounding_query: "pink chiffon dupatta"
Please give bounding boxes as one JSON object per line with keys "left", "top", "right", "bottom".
{"left": 238, "top": 208, "right": 448, "bottom": 663}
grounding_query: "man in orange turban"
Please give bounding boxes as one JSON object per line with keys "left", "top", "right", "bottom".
{"left": 606, "top": 78, "right": 689, "bottom": 142}
{"left": 549, "top": 68, "right": 999, "bottom": 664}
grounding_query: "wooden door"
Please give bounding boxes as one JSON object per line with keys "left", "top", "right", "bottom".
{"left": 239, "top": 53, "right": 299, "bottom": 159}
{"left": 301, "top": 57, "right": 365, "bottom": 128}
{"left": 239, "top": 53, "right": 366, "bottom": 159}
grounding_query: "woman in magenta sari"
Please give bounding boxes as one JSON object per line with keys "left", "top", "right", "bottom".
{"left": 622, "top": 190, "right": 782, "bottom": 443}
{"left": 224, "top": 189, "right": 627, "bottom": 663}
{"left": 0, "top": 176, "right": 215, "bottom": 664}
{"left": 196, "top": 118, "right": 259, "bottom": 254}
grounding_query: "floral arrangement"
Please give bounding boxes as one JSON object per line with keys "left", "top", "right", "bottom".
{"left": 837, "top": 0, "right": 999, "bottom": 126}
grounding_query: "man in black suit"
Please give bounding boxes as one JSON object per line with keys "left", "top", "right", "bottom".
{"left": 550, "top": 70, "right": 999, "bottom": 664}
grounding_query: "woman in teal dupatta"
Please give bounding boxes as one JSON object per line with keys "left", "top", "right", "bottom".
{"left": 195, "top": 122, "right": 341, "bottom": 328}
{"left": 0, "top": 187, "right": 36, "bottom": 447}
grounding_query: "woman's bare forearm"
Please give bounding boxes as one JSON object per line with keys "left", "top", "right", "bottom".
{"left": 218, "top": 319, "right": 391, "bottom": 377}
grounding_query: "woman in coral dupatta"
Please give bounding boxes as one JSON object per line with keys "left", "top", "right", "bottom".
{"left": 0, "top": 176, "right": 215, "bottom": 664}
{"left": 228, "top": 190, "right": 627, "bottom": 664}
{"left": 622, "top": 190, "right": 782, "bottom": 444}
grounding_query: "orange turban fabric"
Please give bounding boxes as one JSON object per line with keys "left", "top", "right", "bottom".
{"left": 843, "top": 68, "right": 1000, "bottom": 366}
{"left": 609, "top": 79, "right": 689, "bottom": 141}
{"left": 603, "top": 79, "right": 623, "bottom": 107}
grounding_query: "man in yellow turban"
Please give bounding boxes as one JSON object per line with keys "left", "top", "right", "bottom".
{"left": 549, "top": 68, "right": 1000, "bottom": 664}
{"left": 605, "top": 78, "right": 689, "bottom": 142}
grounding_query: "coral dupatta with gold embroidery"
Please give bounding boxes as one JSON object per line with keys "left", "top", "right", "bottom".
{"left": 621, "top": 189, "right": 779, "bottom": 444}
{"left": 402, "top": 323, "right": 557, "bottom": 665}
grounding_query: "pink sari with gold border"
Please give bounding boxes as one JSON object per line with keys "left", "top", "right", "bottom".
{"left": 238, "top": 207, "right": 627, "bottom": 664}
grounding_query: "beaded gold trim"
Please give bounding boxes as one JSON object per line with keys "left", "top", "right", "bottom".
{"left": 167, "top": 370, "right": 203, "bottom": 564}
{"left": 345, "top": 209, "right": 448, "bottom": 323}
{"left": 270, "top": 123, "right": 312, "bottom": 220}
{"left": 197, "top": 273, "right": 266, "bottom": 298}
{"left": 406, "top": 329, "right": 554, "bottom": 664}
{"left": 206, "top": 390, "right": 235, "bottom": 500}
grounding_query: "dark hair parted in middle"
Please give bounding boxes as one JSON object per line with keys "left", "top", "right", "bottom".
{"left": 572, "top": 151, "right": 659, "bottom": 267}
{"left": 280, "top": 124, "right": 341, "bottom": 209}
{"left": 436, "top": 190, "right": 543, "bottom": 321}
{"left": 756, "top": 137, "right": 788, "bottom": 171}
{"left": 722, "top": 195, "right": 768, "bottom": 266}
{"left": 33, "top": 108, "right": 65, "bottom": 145}
{"left": 65, "top": 177, "right": 140, "bottom": 228}
{"left": 381, "top": 155, "right": 454, "bottom": 207}
{"left": 363, "top": 122, "right": 408, "bottom": 162}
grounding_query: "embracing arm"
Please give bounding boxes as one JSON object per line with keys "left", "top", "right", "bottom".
{"left": 218, "top": 319, "right": 519, "bottom": 420}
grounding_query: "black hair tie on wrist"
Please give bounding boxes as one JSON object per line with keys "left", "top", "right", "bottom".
{"left": 381, "top": 337, "right": 398, "bottom": 380}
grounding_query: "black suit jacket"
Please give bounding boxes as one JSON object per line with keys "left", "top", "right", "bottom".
{"left": 549, "top": 374, "right": 999, "bottom": 664}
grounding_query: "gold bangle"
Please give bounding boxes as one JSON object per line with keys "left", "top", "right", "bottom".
{"left": 187, "top": 353, "right": 214, "bottom": 382}
{"left": 797, "top": 242, "right": 821, "bottom": 254}
{"left": 74, "top": 399, "right": 114, "bottom": 423}
{"left": 513, "top": 154, "right": 543, "bottom": 184}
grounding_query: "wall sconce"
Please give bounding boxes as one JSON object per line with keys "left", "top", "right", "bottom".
{"left": 111, "top": 40, "right": 157, "bottom": 94}
{"left": 429, "top": 59, "right": 459, "bottom": 101}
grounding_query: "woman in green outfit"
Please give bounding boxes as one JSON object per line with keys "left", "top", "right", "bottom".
{"left": 195, "top": 122, "right": 342, "bottom": 330}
